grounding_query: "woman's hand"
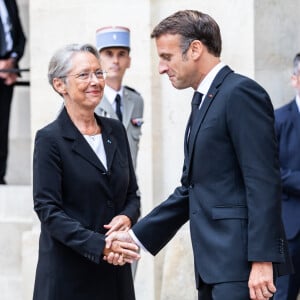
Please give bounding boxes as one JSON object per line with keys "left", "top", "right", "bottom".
{"left": 104, "top": 215, "right": 131, "bottom": 235}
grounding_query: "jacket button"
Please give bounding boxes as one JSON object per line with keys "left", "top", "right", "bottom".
{"left": 189, "top": 184, "right": 194, "bottom": 189}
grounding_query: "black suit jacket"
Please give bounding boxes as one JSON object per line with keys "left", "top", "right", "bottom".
{"left": 2, "top": 0, "right": 26, "bottom": 61}
{"left": 33, "top": 108, "right": 140, "bottom": 300}
{"left": 275, "top": 100, "right": 300, "bottom": 240}
{"left": 133, "top": 66, "right": 291, "bottom": 286}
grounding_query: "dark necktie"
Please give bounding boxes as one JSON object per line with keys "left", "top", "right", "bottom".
{"left": 0, "top": 14, "right": 7, "bottom": 57}
{"left": 189, "top": 91, "right": 203, "bottom": 130}
{"left": 115, "top": 94, "right": 123, "bottom": 122}
{"left": 187, "top": 91, "right": 203, "bottom": 150}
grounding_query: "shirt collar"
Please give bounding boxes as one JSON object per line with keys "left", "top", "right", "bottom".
{"left": 104, "top": 85, "right": 124, "bottom": 105}
{"left": 197, "top": 62, "right": 226, "bottom": 96}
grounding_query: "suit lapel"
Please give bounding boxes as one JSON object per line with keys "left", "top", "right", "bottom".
{"left": 184, "top": 117, "right": 191, "bottom": 161}
{"left": 4, "top": 0, "right": 13, "bottom": 16}
{"left": 96, "top": 92, "right": 133, "bottom": 129}
{"left": 187, "top": 66, "right": 233, "bottom": 171}
{"left": 59, "top": 109, "right": 107, "bottom": 173}
{"left": 99, "top": 117, "right": 117, "bottom": 172}
{"left": 290, "top": 100, "right": 300, "bottom": 137}
{"left": 96, "top": 96, "right": 118, "bottom": 119}
{"left": 188, "top": 89, "right": 217, "bottom": 156}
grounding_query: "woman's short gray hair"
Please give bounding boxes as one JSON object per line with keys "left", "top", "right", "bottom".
{"left": 48, "top": 43, "right": 100, "bottom": 89}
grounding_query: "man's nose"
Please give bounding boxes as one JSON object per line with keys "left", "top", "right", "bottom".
{"left": 112, "top": 55, "right": 119, "bottom": 63}
{"left": 158, "top": 62, "right": 168, "bottom": 74}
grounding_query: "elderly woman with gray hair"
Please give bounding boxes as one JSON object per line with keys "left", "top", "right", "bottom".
{"left": 32, "top": 43, "right": 140, "bottom": 300}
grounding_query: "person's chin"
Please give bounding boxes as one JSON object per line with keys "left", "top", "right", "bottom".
{"left": 108, "top": 70, "right": 121, "bottom": 78}
{"left": 171, "top": 81, "right": 185, "bottom": 90}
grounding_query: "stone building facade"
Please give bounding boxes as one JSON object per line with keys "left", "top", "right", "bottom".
{"left": 1, "top": 0, "right": 300, "bottom": 299}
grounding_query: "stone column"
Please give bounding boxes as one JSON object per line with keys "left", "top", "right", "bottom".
{"left": 0, "top": 186, "right": 33, "bottom": 300}
{"left": 254, "top": 0, "right": 300, "bottom": 108}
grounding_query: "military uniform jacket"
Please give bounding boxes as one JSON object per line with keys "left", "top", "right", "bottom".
{"left": 94, "top": 86, "right": 144, "bottom": 169}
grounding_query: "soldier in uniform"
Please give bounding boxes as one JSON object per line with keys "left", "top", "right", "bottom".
{"left": 95, "top": 26, "right": 144, "bottom": 278}
{"left": 95, "top": 26, "right": 144, "bottom": 170}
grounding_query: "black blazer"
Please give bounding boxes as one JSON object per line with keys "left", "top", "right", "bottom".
{"left": 3, "top": 0, "right": 26, "bottom": 61}
{"left": 133, "top": 66, "right": 291, "bottom": 287}
{"left": 33, "top": 108, "right": 140, "bottom": 300}
{"left": 275, "top": 100, "right": 300, "bottom": 240}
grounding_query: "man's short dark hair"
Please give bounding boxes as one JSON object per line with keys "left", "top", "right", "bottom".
{"left": 151, "top": 10, "right": 222, "bottom": 57}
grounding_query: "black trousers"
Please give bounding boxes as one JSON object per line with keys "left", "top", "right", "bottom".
{"left": 0, "top": 78, "right": 14, "bottom": 182}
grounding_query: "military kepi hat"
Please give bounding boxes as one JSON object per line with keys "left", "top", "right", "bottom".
{"left": 96, "top": 26, "right": 130, "bottom": 51}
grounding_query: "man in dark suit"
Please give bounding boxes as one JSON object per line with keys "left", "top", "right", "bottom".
{"left": 274, "top": 53, "right": 300, "bottom": 300}
{"left": 106, "top": 10, "right": 292, "bottom": 300}
{"left": 0, "top": 0, "right": 26, "bottom": 184}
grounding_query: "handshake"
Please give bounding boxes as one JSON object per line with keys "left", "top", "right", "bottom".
{"left": 103, "top": 230, "right": 141, "bottom": 266}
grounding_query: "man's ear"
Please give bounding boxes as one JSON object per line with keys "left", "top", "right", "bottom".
{"left": 190, "top": 40, "right": 203, "bottom": 60}
{"left": 291, "top": 74, "right": 298, "bottom": 88}
{"left": 53, "top": 78, "right": 67, "bottom": 94}
{"left": 126, "top": 56, "right": 131, "bottom": 69}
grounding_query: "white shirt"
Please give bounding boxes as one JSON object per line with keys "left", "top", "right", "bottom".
{"left": 104, "top": 85, "right": 124, "bottom": 113}
{"left": 197, "top": 61, "right": 226, "bottom": 108}
{"left": 83, "top": 133, "right": 107, "bottom": 170}
{"left": 0, "top": 0, "right": 13, "bottom": 52}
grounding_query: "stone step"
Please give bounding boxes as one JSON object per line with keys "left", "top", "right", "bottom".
{"left": 0, "top": 275, "right": 22, "bottom": 300}
{"left": 0, "top": 220, "right": 32, "bottom": 275}
{"left": 0, "top": 185, "right": 35, "bottom": 300}
{"left": 0, "top": 185, "right": 33, "bottom": 219}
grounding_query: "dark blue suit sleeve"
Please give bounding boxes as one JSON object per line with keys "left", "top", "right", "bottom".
{"left": 280, "top": 168, "right": 300, "bottom": 197}
{"left": 227, "top": 78, "right": 283, "bottom": 262}
{"left": 132, "top": 183, "right": 189, "bottom": 255}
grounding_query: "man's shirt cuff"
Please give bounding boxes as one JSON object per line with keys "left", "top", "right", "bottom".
{"left": 129, "top": 229, "right": 148, "bottom": 253}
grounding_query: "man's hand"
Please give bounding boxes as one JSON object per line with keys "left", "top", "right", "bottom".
{"left": 104, "top": 215, "right": 131, "bottom": 235}
{"left": 248, "top": 262, "right": 276, "bottom": 300}
{"left": 103, "top": 238, "right": 140, "bottom": 265}
{"left": 0, "top": 59, "right": 9, "bottom": 80}
{"left": 4, "top": 73, "right": 17, "bottom": 85}
{"left": 0, "top": 58, "right": 18, "bottom": 85}
{"left": 104, "top": 231, "right": 140, "bottom": 265}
